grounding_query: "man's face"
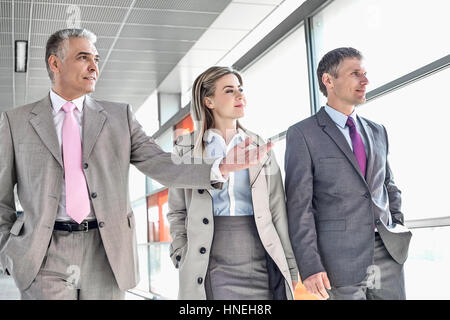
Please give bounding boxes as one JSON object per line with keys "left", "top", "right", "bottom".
{"left": 51, "top": 37, "right": 99, "bottom": 99}
{"left": 327, "top": 58, "right": 369, "bottom": 107}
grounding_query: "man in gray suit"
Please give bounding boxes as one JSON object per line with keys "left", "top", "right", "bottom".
{"left": 0, "top": 28, "right": 270, "bottom": 299}
{"left": 285, "top": 47, "right": 412, "bottom": 300}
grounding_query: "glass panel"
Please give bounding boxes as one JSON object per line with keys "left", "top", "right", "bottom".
{"left": 271, "top": 136, "right": 287, "bottom": 181}
{"left": 404, "top": 226, "right": 450, "bottom": 299}
{"left": 313, "top": 0, "right": 450, "bottom": 98}
{"left": 357, "top": 68, "right": 450, "bottom": 220}
{"left": 241, "top": 25, "right": 311, "bottom": 140}
{"left": 137, "top": 242, "right": 179, "bottom": 299}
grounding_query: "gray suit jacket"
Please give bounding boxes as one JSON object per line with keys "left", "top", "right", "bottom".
{"left": 0, "top": 94, "right": 215, "bottom": 291}
{"left": 285, "top": 107, "right": 412, "bottom": 287}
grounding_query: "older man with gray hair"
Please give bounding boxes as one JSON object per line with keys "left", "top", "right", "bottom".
{"left": 0, "top": 28, "right": 272, "bottom": 300}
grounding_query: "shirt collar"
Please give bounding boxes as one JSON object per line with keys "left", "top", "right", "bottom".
{"left": 50, "top": 89, "right": 85, "bottom": 113}
{"left": 203, "top": 128, "right": 247, "bottom": 146}
{"left": 324, "top": 104, "right": 358, "bottom": 129}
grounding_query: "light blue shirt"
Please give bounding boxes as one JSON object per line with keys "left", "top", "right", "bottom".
{"left": 324, "top": 105, "right": 368, "bottom": 156}
{"left": 204, "top": 129, "right": 254, "bottom": 216}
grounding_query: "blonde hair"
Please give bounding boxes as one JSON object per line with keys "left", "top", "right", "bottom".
{"left": 190, "top": 66, "right": 244, "bottom": 151}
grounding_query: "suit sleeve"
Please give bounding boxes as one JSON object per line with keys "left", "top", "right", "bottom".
{"left": 285, "top": 125, "right": 325, "bottom": 281}
{"left": 382, "top": 125, "right": 404, "bottom": 225}
{"left": 127, "top": 105, "right": 215, "bottom": 189}
{"left": 266, "top": 150, "right": 299, "bottom": 281}
{"left": 0, "top": 112, "right": 17, "bottom": 266}
{"left": 166, "top": 144, "right": 188, "bottom": 269}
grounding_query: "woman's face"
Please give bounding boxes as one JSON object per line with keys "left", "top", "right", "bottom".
{"left": 205, "top": 73, "right": 246, "bottom": 123}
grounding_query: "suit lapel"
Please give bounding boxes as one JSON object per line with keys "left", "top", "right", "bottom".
{"left": 246, "top": 131, "right": 269, "bottom": 187}
{"left": 357, "top": 115, "right": 375, "bottom": 186}
{"left": 316, "top": 107, "right": 366, "bottom": 183}
{"left": 29, "top": 95, "right": 63, "bottom": 168}
{"left": 82, "top": 95, "right": 106, "bottom": 161}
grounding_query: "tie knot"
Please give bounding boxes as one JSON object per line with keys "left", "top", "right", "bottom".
{"left": 346, "top": 116, "right": 356, "bottom": 128}
{"left": 62, "top": 102, "right": 76, "bottom": 113}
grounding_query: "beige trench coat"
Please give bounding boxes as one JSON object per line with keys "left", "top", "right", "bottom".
{"left": 167, "top": 130, "right": 299, "bottom": 300}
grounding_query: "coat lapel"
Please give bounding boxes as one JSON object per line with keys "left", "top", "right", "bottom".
{"left": 82, "top": 95, "right": 106, "bottom": 161}
{"left": 246, "top": 130, "right": 269, "bottom": 187}
{"left": 316, "top": 107, "right": 366, "bottom": 183}
{"left": 29, "top": 94, "right": 63, "bottom": 168}
{"left": 357, "top": 115, "right": 375, "bottom": 186}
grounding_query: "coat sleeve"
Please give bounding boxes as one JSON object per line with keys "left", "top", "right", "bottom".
{"left": 166, "top": 144, "right": 188, "bottom": 269}
{"left": 266, "top": 150, "right": 299, "bottom": 281}
{"left": 382, "top": 125, "right": 404, "bottom": 225}
{"left": 284, "top": 125, "right": 325, "bottom": 282}
{"left": 0, "top": 112, "right": 17, "bottom": 267}
{"left": 127, "top": 105, "right": 215, "bottom": 189}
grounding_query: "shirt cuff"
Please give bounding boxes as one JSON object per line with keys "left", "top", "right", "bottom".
{"left": 210, "top": 157, "right": 228, "bottom": 183}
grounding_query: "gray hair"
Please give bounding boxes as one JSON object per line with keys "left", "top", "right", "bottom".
{"left": 317, "top": 47, "right": 363, "bottom": 97}
{"left": 45, "top": 28, "right": 97, "bottom": 81}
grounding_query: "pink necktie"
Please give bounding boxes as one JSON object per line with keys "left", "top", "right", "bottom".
{"left": 62, "top": 102, "right": 90, "bottom": 224}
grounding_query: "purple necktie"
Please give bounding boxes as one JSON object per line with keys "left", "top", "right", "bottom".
{"left": 346, "top": 117, "right": 367, "bottom": 177}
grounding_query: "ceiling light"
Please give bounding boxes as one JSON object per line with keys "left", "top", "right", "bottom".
{"left": 15, "top": 40, "right": 28, "bottom": 73}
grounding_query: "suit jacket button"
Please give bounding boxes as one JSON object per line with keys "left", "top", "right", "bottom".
{"left": 91, "top": 192, "right": 97, "bottom": 199}
{"left": 198, "top": 189, "right": 204, "bottom": 194}
{"left": 197, "top": 277, "right": 203, "bottom": 284}
{"left": 376, "top": 220, "right": 381, "bottom": 225}
{"left": 364, "top": 192, "right": 370, "bottom": 198}
{"left": 83, "top": 163, "right": 88, "bottom": 169}
{"left": 98, "top": 221, "right": 105, "bottom": 228}
{"left": 200, "top": 247, "right": 206, "bottom": 254}
{"left": 176, "top": 255, "right": 181, "bottom": 261}
{"left": 203, "top": 218, "right": 209, "bottom": 224}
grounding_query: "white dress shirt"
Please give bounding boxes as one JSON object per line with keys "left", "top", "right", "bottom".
{"left": 49, "top": 90, "right": 96, "bottom": 222}
{"left": 324, "top": 104, "right": 368, "bottom": 156}
{"left": 204, "top": 128, "right": 254, "bottom": 216}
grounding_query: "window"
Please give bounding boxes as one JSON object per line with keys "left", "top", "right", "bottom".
{"left": 404, "top": 226, "right": 450, "bottom": 299}
{"left": 313, "top": 0, "right": 450, "bottom": 103}
{"left": 357, "top": 67, "right": 450, "bottom": 220}
{"left": 241, "top": 25, "right": 311, "bottom": 140}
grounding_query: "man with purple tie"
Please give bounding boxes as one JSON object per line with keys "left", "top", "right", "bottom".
{"left": 285, "top": 47, "right": 412, "bottom": 300}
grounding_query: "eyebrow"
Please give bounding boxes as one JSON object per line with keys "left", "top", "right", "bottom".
{"left": 77, "top": 52, "right": 100, "bottom": 58}
{"left": 222, "top": 85, "right": 241, "bottom": 90}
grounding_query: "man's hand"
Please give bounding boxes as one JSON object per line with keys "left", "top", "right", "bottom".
{"left": 219, "top": 137, "right": 273, "bottom": 177}
{"left": 303, "top": 272, "right": 331, "bottom": 300}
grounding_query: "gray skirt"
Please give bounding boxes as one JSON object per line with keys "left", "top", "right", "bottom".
{"left": 205, "top": 215, "right": 273, "bottom": 300}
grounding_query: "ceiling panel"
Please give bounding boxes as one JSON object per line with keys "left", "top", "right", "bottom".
{"left": 119, "top": 24, "right": 205, "bottom": 41}
{"left": 113, "top": 37, "right": 194, "bottom": 52}
{"left": 133, "top": 0, "right": 230, "bottom": 12}
{"left": 29, "top": 0, "right": 134, "bottom": 7}
{"left": 103, "top": 60, "right": 173, "bottom": 72}
{"left": 126, "top": 9, "right": 218, "bottom": 27}
{"left": 32, "top": 3, "right": 130, "bottom": 24}
{"left": 0, "top": 0, "right": 237, "bottom": 113}
{"left": 107, "top": 49, "right": 184, "bottom": 62}
{"left": 0, "top": 1, "right": 11, "bottom": 18}
{"left": 29, "top": 20, "right": 121, "bottom": 38}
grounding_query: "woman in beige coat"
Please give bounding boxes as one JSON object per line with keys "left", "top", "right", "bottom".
{"left": 167, "top": 66, "right": 298, "bottom": 300}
